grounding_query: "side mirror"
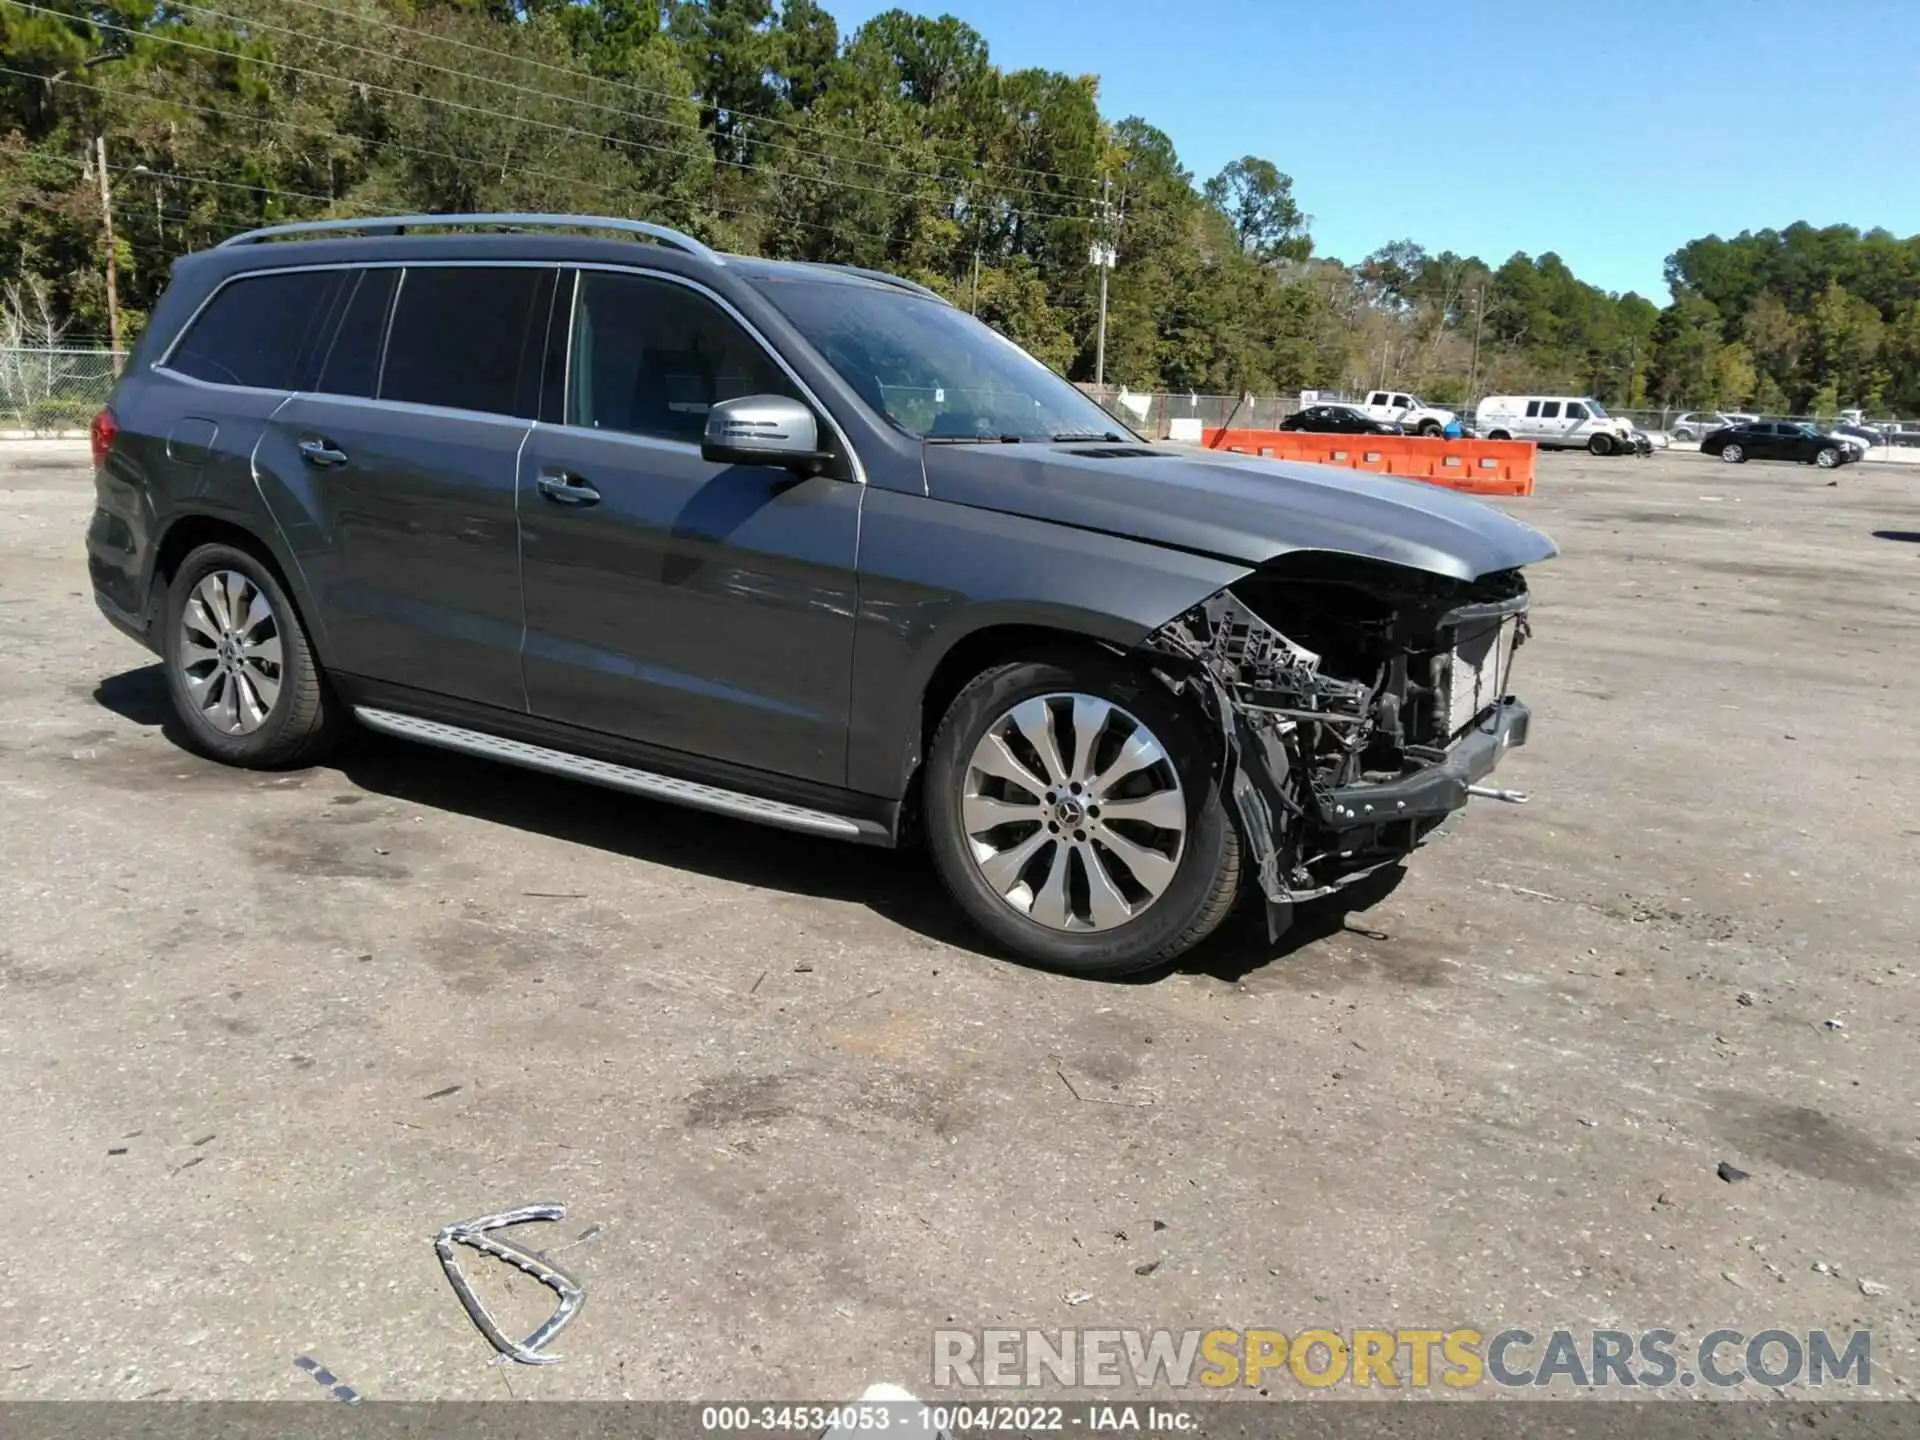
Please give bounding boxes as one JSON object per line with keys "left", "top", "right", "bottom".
{"left": 702, "top": 395, "right": 834, "bottom": 473}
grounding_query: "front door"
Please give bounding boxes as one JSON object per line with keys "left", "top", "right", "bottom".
{"left": 256, "top": 263, "right": 557, "bottom": 710}
{"left": 516, "top": 268, "right": 862, "bottom": 788}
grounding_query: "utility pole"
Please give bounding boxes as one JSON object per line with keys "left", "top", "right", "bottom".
{"left": 95, "top": 135, "right": 122, "bottom": 368}
{"left": 1466, "top": 284, "right": 1485, "bottom": 403}
{"left": 971, "top": 245, "right": 980, "bottom": 315}
{"left": 1090, "top": 176, "right": 1117, "bottom": 392}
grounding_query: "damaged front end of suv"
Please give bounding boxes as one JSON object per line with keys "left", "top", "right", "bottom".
{"left": 1143, "top": 554, "right": 1536, "bottom": 938}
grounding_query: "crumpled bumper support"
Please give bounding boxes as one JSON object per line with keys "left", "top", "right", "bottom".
{"left": 1319, "top": 699, "right": 1530, "bottom": 830}
{"left": 1144, "top": 589, "right": 1534, "bottom": 943}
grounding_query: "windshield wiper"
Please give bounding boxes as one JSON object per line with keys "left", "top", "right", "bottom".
{"left": 925, "top": 434, "right": 1026, "bottom": 444}
{"left": 1048, "top": 431, "right": 1126, "bottom": 442}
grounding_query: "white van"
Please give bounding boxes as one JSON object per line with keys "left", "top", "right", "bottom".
{"left": 1476, "top": 395, "right": 1637, "bottom": 455}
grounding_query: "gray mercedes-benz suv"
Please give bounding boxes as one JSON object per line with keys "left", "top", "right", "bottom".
{"left": 87, "top": 213, "right": 1554, "bottom": 976}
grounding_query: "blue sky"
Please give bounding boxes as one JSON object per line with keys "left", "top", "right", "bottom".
{"left": 816, "top": 0, "right": 1919, "bottom": 300}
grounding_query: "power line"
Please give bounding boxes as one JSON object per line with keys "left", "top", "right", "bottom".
{"left": 3, "top": 0, "right": 1097, "bottom": 225}
{"left": 265, "top": 0, "right": 1106, "bottom": 197}
{"left": 0, "top": 63, "right": 903, "bottom": 249}
{"left": 183, "top": 0, "right": 1099, "bottom": 205}
{"left": 28, "top": 145, "right": 371, "bottom": 209}
{"left": 12, "top": 187, "right": 206, "bottom": 232}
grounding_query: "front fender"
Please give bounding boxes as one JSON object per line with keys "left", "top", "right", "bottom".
{"left": 845, "top": 487, "right": 1249, "bottom": 799}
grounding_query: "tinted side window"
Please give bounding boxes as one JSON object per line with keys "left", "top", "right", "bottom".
{"left": 1565, "top": 402, "right": 1588, "bottom": 420}
{"left": 166, "top": 270, "right": 345, "bottom": 390}
{"left": 568, "top": 271, "right": 800, "bottom": 443}
{"left": 1540, "top": 401, "right": 1561, "bottom": 419}
{"left": 1524, "top": 401, "right": 1540, "bottom": 417}
{"left": 380, "top": 267, "right": 553, "bottom": 417}
{"left": 314, "top": 268, "right": 398, "bottom": 398}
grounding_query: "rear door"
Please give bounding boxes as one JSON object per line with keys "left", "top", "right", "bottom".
{"left": 257, "top": 263, "right": 558, "bottom": 710}
{"left": 145, "top": 266, "right": 356, "bottom": 568}
{"left": 516, "top": 267, "right": 861, "bottom": 786}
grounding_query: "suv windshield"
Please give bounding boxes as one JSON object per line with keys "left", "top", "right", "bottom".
{"left": 1585, "top": 399, "right": 1609, "bottom": 417}
{"left": 755, "top": 277, "right": 1128, "bottom": 441}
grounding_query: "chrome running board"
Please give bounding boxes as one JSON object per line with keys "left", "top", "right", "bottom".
{"left": 353, "top": 707, "right": 882, "bottom": 840}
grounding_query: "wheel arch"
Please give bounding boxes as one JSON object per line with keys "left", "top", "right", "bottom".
{"left": 147, "top": 511, "right": 331, "bottom": 663}
{"left": 847, "top": 489, "right": 1253, "bottom": 807}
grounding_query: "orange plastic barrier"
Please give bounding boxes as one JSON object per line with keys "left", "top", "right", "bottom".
{"left": 1197, "top": 429, "right": 1536, "bottom": 497}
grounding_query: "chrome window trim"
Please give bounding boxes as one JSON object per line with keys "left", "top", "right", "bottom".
{"left": 153, "top": 258, "right": 864, "bottom": 484}
{"left": 261, "top": 388, "right": 537, "bottom": 433}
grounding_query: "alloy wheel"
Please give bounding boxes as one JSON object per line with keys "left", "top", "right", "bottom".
{"left": 1816, "top": 447, "right": 1839, "bottom": 468}
{"left": 1721, "top": 444, "right": 1743, "bottom": 463}
{"left": 178, "top": 569, "right": 284, "bottom": 734}
{"left": 960, "top": 693, "right": 1187, "bottom": 932}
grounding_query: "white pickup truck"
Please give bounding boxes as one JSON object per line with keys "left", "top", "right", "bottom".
{"left": 1356, "top": 390, "right": 1459, "bottom": 436}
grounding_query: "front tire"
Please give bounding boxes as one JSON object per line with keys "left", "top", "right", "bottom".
{"left": 1589, "top": 433, "right": 1615, "bottom": 456}
{"left": 1417, "top": 420, "right": 1444, "bottom": 437}
{"left": 924, "top": 654, "right": 1240, "bottom": 977}
{"left": 1815, "top": 446, "right": 1840, "bottom": 468}
{"left": 1487, "top": 429, "right": 1512, "bottom": 442}
{"left": 161, "top": 541, "right": 341, "bottom": 768}
{"left": 1720, "top": 443, "right": 1745, "bottom": 464}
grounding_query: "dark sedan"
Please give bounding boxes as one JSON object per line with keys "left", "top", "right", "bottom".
{"left": 1700, "top": 421, "right": 1858, "bottom": 469}
{"left": 1280, "top": 403, "right": 1404, "bottom": 436}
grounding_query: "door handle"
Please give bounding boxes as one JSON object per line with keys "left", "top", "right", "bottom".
{"left": 537, "top": 471, "right": 601, "bottom": 507}
{"left": 298, "top": 437, "right": 348, "bottom": 467}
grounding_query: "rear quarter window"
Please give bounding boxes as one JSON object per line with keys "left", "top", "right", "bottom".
{"left": 163, "top": 269, "right": 347, "bottom": 390}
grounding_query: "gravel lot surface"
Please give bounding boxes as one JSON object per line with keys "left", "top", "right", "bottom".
{"left": 1, "top": 440, "right": 1914, "bottom": 1403}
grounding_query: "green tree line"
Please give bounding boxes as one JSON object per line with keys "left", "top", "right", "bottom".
{"left": 3, "top": 0, "right": 1917, "bottom": 414}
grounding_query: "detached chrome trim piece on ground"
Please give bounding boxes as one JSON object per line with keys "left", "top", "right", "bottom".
{"left": 353, "top": 707, "right": 885, "bottom": 840}
{"left": 434, "top": 1204, "right": 585, "bottom": 1366}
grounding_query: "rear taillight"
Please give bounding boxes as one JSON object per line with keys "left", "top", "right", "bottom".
{"left": 90, "top": 407, "right": 118, "bottom": 468}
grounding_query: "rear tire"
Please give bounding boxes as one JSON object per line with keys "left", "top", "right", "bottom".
{"left": 1673, "top": 427, "right": 1696, "bottom": 442}
{"left": 924, "top": 653, "right": 1240, "bottom": 977}
{"left": 161, "top": 541, "right": 342, "bottom": 768}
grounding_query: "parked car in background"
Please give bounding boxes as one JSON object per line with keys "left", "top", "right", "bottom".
{"left": 1830, "top": 422, "right": 1883, "bottom": 449}
{"left": 1475, "top": 395, "right": 1638, "bottom": 455}
{"left": 1279, "top": 403, "right": 1404, "bottom": 435}
{"left": 85, "top": 211, "right": 1557, "bottom": 978}
{"left": 1669, "top": 411, "right": 1738, "bottom": 442}
{"left": 1358, "top": 390, "right": 1457, "bottom": 436}
{"left": 1700, "top": 421, "right": 1858, "bottom": 468}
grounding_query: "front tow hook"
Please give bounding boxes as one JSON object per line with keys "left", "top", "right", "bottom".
{"left": 1466, "top": 784, "right": 1530, "bottom": 804}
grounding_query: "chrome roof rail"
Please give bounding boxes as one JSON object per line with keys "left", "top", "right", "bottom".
{"left": 217, "top": 213, "right": 723, "bottom": 265}
{"left": 812, "top": 263, "right": 948, "bottom": 304}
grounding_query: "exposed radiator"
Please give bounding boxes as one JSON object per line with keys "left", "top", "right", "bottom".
{"left": 1446, "top": 615, "right": 1519, "bottom": 736}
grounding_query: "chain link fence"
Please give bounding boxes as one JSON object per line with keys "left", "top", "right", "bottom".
{"left": 0, "top": 347, "right": 123, "bottom": 434}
